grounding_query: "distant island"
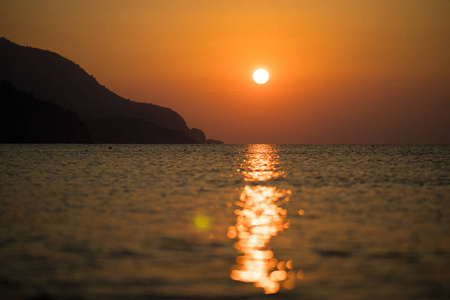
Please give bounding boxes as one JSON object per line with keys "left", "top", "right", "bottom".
{"left": 0, "top": 37, "right": 223, "bottom": 144}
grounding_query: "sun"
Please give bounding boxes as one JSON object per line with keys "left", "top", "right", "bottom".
{"left": 253, "top": 69, "right": 269, "bottom": 84}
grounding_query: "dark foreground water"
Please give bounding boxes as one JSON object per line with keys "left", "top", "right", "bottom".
{"left": 0, "top": 144, "right": 449, "bottom": 299}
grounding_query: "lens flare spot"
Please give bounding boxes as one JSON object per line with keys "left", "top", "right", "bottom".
{"left": 194, "top": 215, "right": 210, "bottom": 228}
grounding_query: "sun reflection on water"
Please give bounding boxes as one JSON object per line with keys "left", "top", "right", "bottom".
{"left": 228, "top": 145, "right": 295, "bottom": 294}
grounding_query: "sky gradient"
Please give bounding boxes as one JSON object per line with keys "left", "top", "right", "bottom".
{"left": 1, "top": 0, "right": 449, "bottom": 144}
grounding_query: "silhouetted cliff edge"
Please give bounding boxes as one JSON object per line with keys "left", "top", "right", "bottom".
{"left": 0, "top": 37, "right": 222, "bottom": 144}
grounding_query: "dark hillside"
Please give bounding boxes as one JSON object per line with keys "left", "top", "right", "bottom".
{"left": 0, "top": 37, "right": 189, "bottom": 133}
{"left": 85, "top": 116, "right": 197, "bottom": 144}
{"left": 0, "top": 81, "right": 91, "bottom": 143}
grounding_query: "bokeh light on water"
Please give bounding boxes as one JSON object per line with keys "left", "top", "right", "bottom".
{"left": 228, "top": 144, "right": 296, "bottom": 294}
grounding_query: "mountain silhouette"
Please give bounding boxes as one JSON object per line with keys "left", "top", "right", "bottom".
{"left": 86, "top": 115, "right": 198, "bottom": 144}
{"left": 0, "top": 80, "right": 91, "bottom": 143}
{"left": 0, "top": 37, "right": 221, "bottom": 144}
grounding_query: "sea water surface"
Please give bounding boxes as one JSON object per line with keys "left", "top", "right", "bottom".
{"left": 0, "top": 144, "right": 449, "bottom": 299}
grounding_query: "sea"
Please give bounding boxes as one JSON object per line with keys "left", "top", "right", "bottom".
{"left": 0, "top": 144, "right": 449, "bottom": 299}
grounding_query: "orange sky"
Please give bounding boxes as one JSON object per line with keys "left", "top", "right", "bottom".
{"left": 1, "top": 0, "right": 449, "bottom": 143}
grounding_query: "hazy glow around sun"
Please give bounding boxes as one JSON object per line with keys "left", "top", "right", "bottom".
{"left": 253, "top": 69, "right": 269, "bottom": 84}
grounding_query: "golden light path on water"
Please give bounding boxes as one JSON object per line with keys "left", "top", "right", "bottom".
{"left": 228, "top": 145, "right": 296, "bottom": 294}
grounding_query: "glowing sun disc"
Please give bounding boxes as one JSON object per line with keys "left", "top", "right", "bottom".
{"left": 253, "top": 69, "right": 269, "bottom": 84}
